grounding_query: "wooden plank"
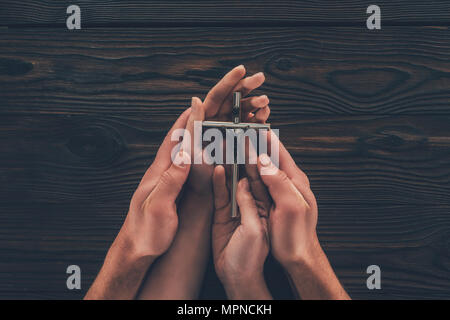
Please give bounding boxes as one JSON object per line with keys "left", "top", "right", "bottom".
{"left": 0, "top": 113, "right": 450, "bottom": 207}
{"left": 1, "top": 27, "right": 450, "bottom": 115}
{"left": 1, "top": 1, "right": 450, "bottom": 27}
{"left": 0, "top": 202, "right": 449, "bottom": 299}
{"left": 1, "top": 24, "right": 450, "bottom": 300}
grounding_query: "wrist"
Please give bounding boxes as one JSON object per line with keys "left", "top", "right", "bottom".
{"left": 85, "top": 232, "right": 157, "bottom": 300}
{"left": 186, "top": 176, "right": 214, "bottom": 200}
{"left": 112, "top": 227, "right": 159, "bottom": 265}
{"left": 282, "top": 235, "right": 324, "bottom": 274}
{"left": 222, "top": 273, "right": 271, "bottom": 300}
{"left": 179, "top": 190, "right": 214, "bottom": 225}
{"left": 281, "top": 237, "right": 350, "bottom": 300}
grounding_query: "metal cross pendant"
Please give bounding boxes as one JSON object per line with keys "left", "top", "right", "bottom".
{"left": 202, "top": 92, "right": 270, "bottom": 218}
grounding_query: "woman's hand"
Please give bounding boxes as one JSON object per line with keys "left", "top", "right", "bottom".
{"left": 212, "top": 166, "right": 272, "bottom": 300}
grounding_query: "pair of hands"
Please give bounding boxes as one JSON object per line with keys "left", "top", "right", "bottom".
{"left": 209, "top": 90, "right": 348, "bottom": 299}
{"left": 86, "top": 65, "right": 348, "bottom": 300}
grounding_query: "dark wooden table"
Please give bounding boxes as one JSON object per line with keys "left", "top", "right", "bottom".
{"left": 1, "top": 1, "right": 449, "bottom": 299}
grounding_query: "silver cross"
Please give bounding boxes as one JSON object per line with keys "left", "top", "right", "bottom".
{"left": 202, "top": 92, "right": 270, "bottom": 217}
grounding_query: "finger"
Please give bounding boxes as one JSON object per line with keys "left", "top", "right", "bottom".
{"left": 244, "top": 136, "right": 259, "bottom": 185}
{"left": 213, "top": 165, "right": 231, "bottom": 224}
{"left": 236, "top": 178, "right": 260, "bottom": 226}
{"left": 149, "top": 151, "right": 192, "bottom": 204}
{"left": 223, "top": 163, "right": 233, "bottom": 191}
{"left": 244, "top": 112, "right": 256, "bottom": 122}
{"left": 218, "top": 72, "right": 266, "bottom": 117}
{"left": 266, "top": 130, "right": 311, "bottom": 187}
{"left": 139, "top": 107, "right": 191, "bottom": 186}
{"left": 204, "top": 65, "right": 246, "bottom": 118}
{"left": 251, "top": 105, "right": 270, "bottom": 123}
{"left": 257, "top": 154, "right": 306, "bottom": 208}
{"left": 244, "top": 138, "right": 271, "bottom": 217}
{"left": 234, "top": 72, "right": 265, "bottom": 97}
{"left": 182, "top": 96, "right": 205, "bottom": 160}
{"left": 266, "top": 131, "right": 317, "bottom": 209}
{"left": 241, "top": 95, "right": 269, "bottom": 113}
{"left": 186, "top": 148, "right": 215, "bottom": 194}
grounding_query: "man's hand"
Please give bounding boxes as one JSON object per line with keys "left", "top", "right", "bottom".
{"left": 212, "top": 166, "right": 272, "bottom": 300}
{"left": 123, "top": 150, "right": 191, "bottom": 258}
{"left": 255, "top": 134, "right": 350, "bottom": 300}
{"left": 258, "top": 152, "right": 318, "bottom": 268}
{"left": 85, "top": 111, "right": 192, "bottom": 300}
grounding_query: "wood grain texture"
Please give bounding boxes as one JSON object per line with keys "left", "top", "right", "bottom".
{"left": 1, "top": 27, "right": 450, "bottom": 115}
{"left": 1, "top": 1, "right": 450, "bottom": 27}
{"left": 0, "top": 202, "right": 449, "bottom": 299}
{"left": 1, "top": 112, "right": 450, "bottom": 299}
{"left": 0, "top": 23, "right": 450, "bottom": 299}
{"left": 1, "top": 113, "right": 450, "bottom": 206}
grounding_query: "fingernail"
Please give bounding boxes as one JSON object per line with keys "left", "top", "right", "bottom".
{"left": 191, "top": 97, "right": 198, "bottom": 111}
{"left": 174, "top": 150, "right": 191, "bottom": 167}
{"left": 234, "top": 65, "right": 245, "bottom": 73}
{"left": 260, "top": 95, "right": 269, "bottom": 104}
{"left": 239, "top": 177, "right": 250, "bottom": 191}
{"left": 259, "top": 154, "right": 271, "bottom": 167}
{"left": 253, "top": 72, "right": 265, "bottom": 80}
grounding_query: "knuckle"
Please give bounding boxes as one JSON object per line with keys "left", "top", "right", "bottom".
{"left": 140, "top": 193, "right": 167, "bottom": 216}
{"left": 300, "top": 172, "right": 310, "bottom": 187}
{"left": 147, "top": 201, "right": 173, "bottom": 221}
{"left": 247, "top": 224, "right": 266, "bottom": 240}
{"left": 140, "top": 196, "right": 153, "bottom": 213}
{"left": 293, "top": 170, "right": 310, "bottom": 187}
{"left": 278, "top": 204, "right": 297, "bottom": 217}
{"left": 159, "top": 170, "right": 175, "bottom": 187}
{"left": 150, "top": 201, "right": 165, "bottom": 214}
{"left": 236, "top": 191, "right": 252, "bottom": 204}
{"left": 276, "top": 170, "right": 290, "bottom": 184}
{"left": 249, "top": 97, "right": 258, "bottom": 106}
{"left": 276, "top": 198, "right": 304, "bottom": 217}
{"left": 206, "top": 91, "right": 220, "bottom": 104}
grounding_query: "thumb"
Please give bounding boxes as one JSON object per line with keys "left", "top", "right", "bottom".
{"left": 182, "top": 96, "right": 204, "bottom": 158}
{"left": 257, "top": 153, "right": 305, "bottom": 207}
{"left": 236, "top": 178, "right": 260, "bottom": 227}
{"left": 151, "top": 150, "right": 191, "bottom": 203}
{"left": 212, "top": 165, "right": 231, "bottom": 224}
